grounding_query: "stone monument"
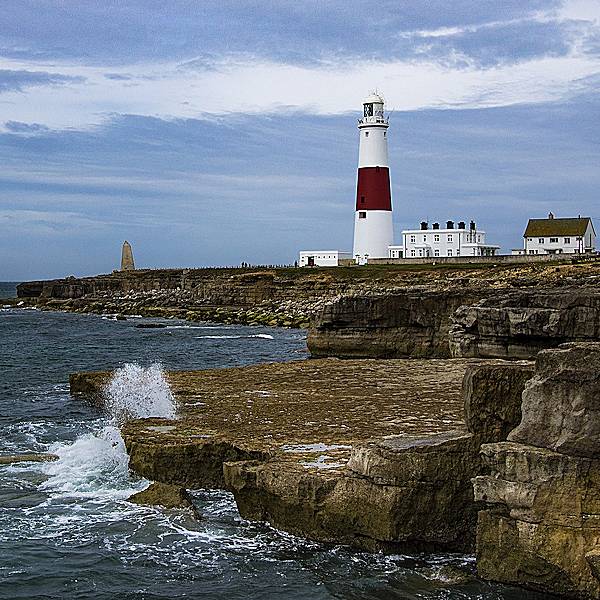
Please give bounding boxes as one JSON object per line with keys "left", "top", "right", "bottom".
{"left": 120, "top": 240, "right": 135, "bottom": 271}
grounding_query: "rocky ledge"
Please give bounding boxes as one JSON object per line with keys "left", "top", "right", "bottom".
{"left": 474, "top": 342, "right": 600, "bottom": 599}
{"left": 72, "top": 357, "right": 532, "bottom": 552}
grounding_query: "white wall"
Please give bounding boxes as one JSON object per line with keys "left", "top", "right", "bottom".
{"left": 401, "top": 228, "right": 497, "bottom": 258}
{"left": 298, "top": 251, "right": 351, "bottom": 267}
{"left": 524, "top": 223, "right": 596, "bottom": 254}
{"left": 353, "top": 210, "right": 394, "bottom": 261}
{"left": 357, "top": 126, "right": 389, "bottom": 167}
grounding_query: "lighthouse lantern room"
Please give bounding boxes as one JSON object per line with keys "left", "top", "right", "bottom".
{"left": 352, "top": 93, "right": 394, "bottom": 263}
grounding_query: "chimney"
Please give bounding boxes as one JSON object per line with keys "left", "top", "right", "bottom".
{"left": 420, "top": 221, "right": 428, "bottom": 230}
{"left": 548, "top": 212, "right": 554, "bottom": 219}
{"left": 446, "top": 220, "right": 454, "bottom": 229}
{"left": 432, "top": 222, "right": 440, "bottom": 230}
{"left": 458, "top": 221, "right": 466, "bottom": 229}
{"left": 470, "top": 220, "right": 476, "bottom": 231}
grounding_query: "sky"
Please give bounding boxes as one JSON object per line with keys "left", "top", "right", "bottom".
{"left": 1, "top": 0, "right": 599, "bottom": 279}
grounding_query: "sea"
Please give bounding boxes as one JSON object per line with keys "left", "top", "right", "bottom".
{"left": 0, "top": 281, "right": 547, "bottom": 599}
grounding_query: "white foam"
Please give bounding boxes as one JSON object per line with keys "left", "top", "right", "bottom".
{"left": 104, "top": 363, "right": 177, "bottom": 424}
{"left": 41, "top": 426, "right": 145, "bottom": 498}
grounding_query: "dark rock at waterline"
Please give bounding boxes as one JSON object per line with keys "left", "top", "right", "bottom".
{"left": 128, "top": 482, "right": 200, "bottom": 516}
{"left": 134, "top": 322, "right": 167, "bottom": 329}
{"left": 0, "top": 453, "right": 58, "bottom": 464}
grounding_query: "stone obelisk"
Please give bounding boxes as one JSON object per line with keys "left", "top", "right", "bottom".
{"left": 120, "top": 241, "right": 135, "bottom": 271}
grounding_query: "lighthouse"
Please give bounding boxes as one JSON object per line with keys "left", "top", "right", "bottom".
{"left": 352, "top": 93, "right": 393, "bottom": 263}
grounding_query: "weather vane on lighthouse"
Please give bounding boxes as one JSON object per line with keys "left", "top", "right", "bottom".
{"left": 352, "top": 92, "right": 394, "bottom": 264}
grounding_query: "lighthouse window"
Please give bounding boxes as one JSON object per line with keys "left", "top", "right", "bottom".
{"left": 365, "top": 131, "right": 369, "bottom": 137}
{"left": 360, "top": 196, "right": 365, "bottom": 203}
{"left": 359, "top": 212, "right": 367, "bottom": 219}
{"left": 383, "top": 131, "right": 386, "bottom": 137}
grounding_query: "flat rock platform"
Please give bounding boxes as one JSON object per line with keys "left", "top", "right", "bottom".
{"left": 72, "top": 358, "right": 481, "bottom": 480}
{"left": 71, "top": 357, "right": 532, "bottom": 551}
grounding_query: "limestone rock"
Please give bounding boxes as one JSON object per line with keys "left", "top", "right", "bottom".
{"left": 450, "top": 288, "right": 600, "bottom": 359}
{"left": 463, "top": 363, "right": 534, "bottom": 442}
{"left": 226, "top": 431, "right": 483, "bottom": 552}
{"left": 308, "top": 290, "right": 485, "bottom": 358}
{"left": 508, "top": 343, "right": 600, "bottom": 457}
{"left": 0, "top": 453, "right": 58, "bottom": 464}
{"left": 474, "top": 442, "right": 600, "bottom": 597}
{"left": 128, "top": 482, "right": 197, "bottom": 512}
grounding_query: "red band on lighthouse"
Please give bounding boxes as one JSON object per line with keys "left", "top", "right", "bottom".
{"left": 356, "top": 166, "right": 392, "bottom": 211}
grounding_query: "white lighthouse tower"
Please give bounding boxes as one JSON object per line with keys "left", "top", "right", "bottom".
{"left": 352, "top": 93, "right": 394, "bottom": 263}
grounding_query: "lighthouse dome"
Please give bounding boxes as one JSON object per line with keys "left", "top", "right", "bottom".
{"left": 363, "top": 92, "right": 384, "bottom": 105}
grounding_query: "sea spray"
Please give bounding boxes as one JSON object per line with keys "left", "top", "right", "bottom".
{"left": 41, "top": 426, "right": 138, "bottom": 497}
{"left": 42, "top": 364, "right": 177, "bottom": 497}
{"left": 104, "top": 363, "right": 177, "bottom": 424}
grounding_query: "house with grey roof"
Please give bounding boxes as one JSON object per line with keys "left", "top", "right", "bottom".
{"left": 512, "top": 213, "right": 596, "bottom": 255}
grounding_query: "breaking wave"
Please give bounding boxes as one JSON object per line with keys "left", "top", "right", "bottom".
{"left": 104, "top": 363, "right": 177, "bottom": 424}
{"left": 41, "top": 363, "right": 176, "bottom": 497}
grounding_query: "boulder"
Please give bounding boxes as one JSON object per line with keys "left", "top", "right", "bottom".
{"left": 128, "top": 482, "right": 200, "bottom": 516}
{"left": 509, "top": 343, "right": 600, "bottom": 457}
{"left": 463, "top": 363, "right": 534, "bottom": 442}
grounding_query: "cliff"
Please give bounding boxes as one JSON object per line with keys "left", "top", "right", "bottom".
{"left": 473, "top": 342, "right": 600, "bottom": 598}
{"left": 16, "top": 260, "right": 600, "bottom": 333}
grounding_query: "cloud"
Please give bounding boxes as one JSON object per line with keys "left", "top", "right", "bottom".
{"left": 0, "top": 47, "right": 599, "bottom": 133}
{"left": 4, "top": 120, "right": 49, "bottom": 133}
{"left": 0, "top": 68, "right": 84, "bottom": 93}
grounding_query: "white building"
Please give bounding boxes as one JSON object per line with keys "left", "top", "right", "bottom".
{"left": 352, "top": 93, "right": 394, "bottom": 263}
{"left": 513, "top": 214, "right": 596, "bottom": 255}
{"left": 298, "top": 250, "right": 352, "bottom": 267}
{"left": 393, "top": 220, "right": 500, "bottom": 259}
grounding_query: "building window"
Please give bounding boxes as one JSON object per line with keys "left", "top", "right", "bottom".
{"left": 423, "top": 235, "right": 427, "bottom": 242}
{"left": 418, "top": 249, "right": 423, "bottom": 257}
{"left": 477, "top": 235, "right": 481, "bottom": 242}
{"left": 550, "top": 238, "right": 558, "bottom": 243}
{"left": 564, "top": 237, "right": 571, "bottom": 244}
{"left": 434, "top": 249, "right": 439, "bottom": 257}
{"left": 359, "top": 211, "right": 366, "bottom": 219}
{"left": 538, "top": 238, "right": 544, "bottom": 243}
{"left": 411, "top": 250, "right": 416, "bottom": 257}
{"left": 410, "top": 235, "right": 416, "bottom": 243}
{"left": 434, "top": 234, "right": 439, "bottom": 242}
{"left": 447, "top": 234, "right": 453, "bottom": 242}
{"left": 447, "top": 249, "right": 453, "bottom": 256}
